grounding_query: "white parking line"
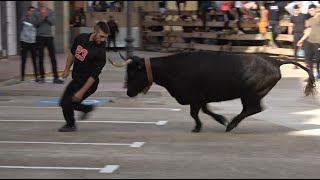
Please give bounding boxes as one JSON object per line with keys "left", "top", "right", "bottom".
{"left": 0, "top": 119, "right": 168, "bottom": 126}
{"left": 0, "top": 141, "right": 145, "bottom": 147}
{"left": 0, "top": 165, "right": 120, "bottom": 174}
{"left": 0, "top": 106, "right": 181, "bottom": 111}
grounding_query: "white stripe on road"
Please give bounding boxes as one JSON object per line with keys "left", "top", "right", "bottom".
{"left": 0, "top": 119, "right": 168, "bottom": 126}
{"left": 0, "top": 106, "right": 181, "bottom": 111}
{"left": 0, "top": 141, "right": 145, "bottom": 147}
{"left": 0, "top": 165, "right": 120, "bottom": 174}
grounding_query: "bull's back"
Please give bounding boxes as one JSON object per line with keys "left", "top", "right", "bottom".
{"left": 162, "top": 52, "right": 281, "bottom": 103}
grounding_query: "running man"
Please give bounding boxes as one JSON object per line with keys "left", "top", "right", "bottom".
{"left": 58, "top": 21, "right": 109, "bottom": 132}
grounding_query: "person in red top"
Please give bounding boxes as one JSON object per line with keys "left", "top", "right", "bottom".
{"left": 58, "top": 22, "right": 109, "bottom": 132}
{"left": 221, "top": 1, "right": 235, "bottom": 32}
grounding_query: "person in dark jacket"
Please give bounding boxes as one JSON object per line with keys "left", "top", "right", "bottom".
{"left": 32, "top": 1, "right": 64, "bottom": 84}
{"left": 107, "top": 15, "right": 119, "bottom": 51}
{"left": 58, "top": 22, "right": 109, "bottom": 132}
{"left": 19, "top": 6, "right": 38, "bottom": 82}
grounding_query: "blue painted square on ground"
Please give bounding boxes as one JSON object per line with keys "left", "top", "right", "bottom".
{"left": 35, "top": 98, "right": 109, "bottom": 105}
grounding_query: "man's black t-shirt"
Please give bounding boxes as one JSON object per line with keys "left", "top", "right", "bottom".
{"left": 290, "top": 14, "right": 306, "bottom": 34}
{"left": 267, "top": 3, "right": 280, "bottom": 21}
{"left": 70, "top": 33, "right": 106, "bottom": 85}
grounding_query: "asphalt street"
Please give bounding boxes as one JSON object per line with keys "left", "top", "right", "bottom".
{"left": 0, "top": 51, "right": 320, "bottom": 178}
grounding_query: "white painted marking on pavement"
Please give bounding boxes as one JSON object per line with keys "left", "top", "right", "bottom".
{"left": 130, "top": 142, "right": 145, "bottom": 147}
{"left": 155, "top": 120, "right": 168, "bottom": 125}
{"left": 0, "top": 106, "right": 181, "bottom": 111}
{"left": 0, "top": 165, "right": 119, "bottom": 174}
{"left": 0, "top": 119, "right": 168, "bottom": 125}
{"left": 99, "top": 165, "right": 120, "bottom": 173}
{"left": 0, "top": 141, "right": 144, "bottom": 147}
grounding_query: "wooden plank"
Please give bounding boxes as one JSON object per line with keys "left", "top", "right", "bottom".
{"left": 176, "top": 43, "right": 294, "bottom": 56}
{"left": 144, "top": 31, "right": 166, "bottom": 37}
{"left": 220, "top": 34, "right": 265, "bottom": 40}
{"left": 276, "top": 34, "right": 294, "bottom": 42}
{"left": 144, "top": 10, "right": 199, "bottom": 16}
{"left": 171, "top": 43, "right": 192, "bottom": 49}
{"left": 143, "top": 20, "right": 292, "bottom": 28}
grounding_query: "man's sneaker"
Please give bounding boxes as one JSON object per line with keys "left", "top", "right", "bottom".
{"left": 38, "top": 78, "right": 45, "bottom": 83}
{"left": 80, "top": 105, "right": 96, "bottom": 120}
{"left": 53, "top": 78, "right": 64, "bottom": 84}
{"left": 58, "top": 124, "right": 77, "bottom": 132}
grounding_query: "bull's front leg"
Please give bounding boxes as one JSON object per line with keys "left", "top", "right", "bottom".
{"left": 190, "top": 104, "right": 202, "bottom": 133}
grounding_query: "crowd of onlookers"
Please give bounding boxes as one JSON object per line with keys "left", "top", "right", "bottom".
{"left": 150, "top": 1, "right": 319, "bottom": 47}
{"left": 151, "top": 1, "right": 320, "bottom": 79}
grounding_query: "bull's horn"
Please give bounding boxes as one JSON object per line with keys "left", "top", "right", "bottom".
{"left": 119, "top": 52, "right": 130, "bottom": 60}
{"left": 108, "top": 57, "right": 132, "bottom": 67}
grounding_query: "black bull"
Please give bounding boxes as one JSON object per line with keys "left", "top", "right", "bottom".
{"left": 109, "top": 52, "right": 317, "bottom": 132}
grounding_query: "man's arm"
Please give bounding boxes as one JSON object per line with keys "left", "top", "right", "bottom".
{"left": 72, "top": 77, "right": 96, "bottom": 102}
{"left": 31, "top": 10, "right": 42, "bottom": 28}
{"left": 44, "top": 9, "right": 55, "bottom": 26}
{"left": 297, "top": 27, "right": 311, "bottom": 46}
{"left": 62, "top": 52, "right": 75, "bottom": 79}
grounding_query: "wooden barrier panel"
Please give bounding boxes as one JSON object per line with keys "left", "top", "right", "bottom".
{"left": 140, "top": 10, "right": 297, "bottom": 56}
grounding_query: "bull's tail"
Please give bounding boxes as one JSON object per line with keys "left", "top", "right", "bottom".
{"left": 278, "top": 59, "right": 317, "bottom": 96}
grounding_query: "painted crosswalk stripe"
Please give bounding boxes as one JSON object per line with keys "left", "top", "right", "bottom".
{"left": 0, "top": 141, "right": 145, "bottom": 147}
{"left": 0, "top": 106, "right": 181, "bottom": 111}
{"left": 0, "top": 165, "right": 120, "bottom": 174}
{"left": 0, "top": 119, "right": 168, "bottom": 126}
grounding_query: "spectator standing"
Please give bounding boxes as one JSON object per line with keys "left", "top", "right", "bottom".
{"left": 259, "top": 3, "right": 269, "bottom": 39}
{"left": 235, "top": 1, "right": 245, "bottom": 34}
{"left": 176, "top": 1, "right": 187, "bottom": 15}
{"left": 159, "top": 1, "right": 167, "bottom": 14}
{"left": 297, "top": 5, "right": 320, "bottom": 79}
{"left": 32, "top": 1, "right": 64, "bottom": 84}
{"left": 19, "top": 6, "right": 38, "bottom": 82}
{"left": 266, "top": 1, "right": 280, "bottom": 48}
{"left": 177, "top": 15, "right": 194, "bottom": 43}
{"left": 290, "top": 4, "right": 306, "bottom": 68}
{"left": 107, "top": 15, "right": 119, "bottom": 51}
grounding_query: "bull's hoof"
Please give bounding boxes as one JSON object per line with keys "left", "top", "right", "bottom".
{"left": 192, "top": 127, "right": 201, "bottom": 133}
{"left": 226, "top": 123, "right": 237, "bottom": 132}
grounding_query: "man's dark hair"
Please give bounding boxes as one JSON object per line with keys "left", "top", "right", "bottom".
{"left": 309, "top": 4, "right": 317, "bottom": 9}
{"left": 293, "top": 5, "right": 299, "bottom": 10}
{"left": 94, "top": 21, "right": 110, "bottom": 34}
{"left": 28, "top": 6, "right": 35, "bottom": 11}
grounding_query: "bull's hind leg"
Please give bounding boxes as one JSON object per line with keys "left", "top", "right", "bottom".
{"left": 226, "top": 77, "right": 279, "bottom": 132}
{"left": 190, "top": 104, "right": 202, "bottom": 133}
{"left": 202, "top": 104, "right": 228, "bottom": 127}
{"left": 226, "top": 98, "right": 263, "bottom": 132}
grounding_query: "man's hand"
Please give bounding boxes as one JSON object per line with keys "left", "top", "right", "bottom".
{"left": 62, "top": 70, "right": 70, "bottom": 79}
{"left": 297, "top": 40, "right": 304, "bottom": 47}
{"left": 72, "top": 91, "right": 84, "bottom": 102}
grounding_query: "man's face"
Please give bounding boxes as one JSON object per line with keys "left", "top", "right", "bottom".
{"left": 309, "top": 8, "right": 316, "bottom": 16}
{"left": 93, "top": 30, "right": 108, "bottom": 45}
{"left": 294, "top": 8, "right": 300, "bottom": 15}
{"left": 28, "top": 8, "right": 35, "bottom": 16}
